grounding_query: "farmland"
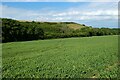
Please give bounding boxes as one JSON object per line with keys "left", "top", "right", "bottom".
{"left": 2, "top": 35, "right": 118, "bottom": 78}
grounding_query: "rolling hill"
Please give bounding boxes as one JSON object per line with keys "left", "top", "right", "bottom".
{"left": 18, "top": 20, "right": 88, "bottom": 30}
{"left": 1, "top": 18, "right": 119, "bottom": 42}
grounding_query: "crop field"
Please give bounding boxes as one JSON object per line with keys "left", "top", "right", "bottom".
{"left": 2, "top": 35, "right": 119, "bottom": 78}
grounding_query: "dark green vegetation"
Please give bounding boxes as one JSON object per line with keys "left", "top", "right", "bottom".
{"left": 1, "top": 18, "right": 119, "bottom": 43}
{"left": 2, "top": 18, "right": 44, "bottom": 42}
{"left": 2, "top": 35, "right": 118, "bottom": 78}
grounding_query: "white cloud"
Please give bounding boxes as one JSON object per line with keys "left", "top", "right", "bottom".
{"left": 51, "top": 2, "right": 118, "bottom": 21}
{"left": 1, "top": 2, "right": 118, "bottom": 22}
{"left": 2, "top": 5, "right": 52, "bottom": 20}
{"left": 1, "top": 2, "right": 118, "bottom": 28}
{"left": 53, "top": 10, "right": 118, "bottom": 17}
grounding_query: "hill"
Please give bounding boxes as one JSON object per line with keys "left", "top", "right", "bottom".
{"left": 67, "top": 23, "right": 86, "bottom": 30}
{"left": 1, "top": 18, "right": 119, "bottom": 42}
{"left": 18, "top": 20, "right": 87, "bottom": 30}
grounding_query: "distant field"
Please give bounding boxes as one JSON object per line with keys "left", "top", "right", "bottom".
{"left": 2, "top": 35, "right": 118, "bottom": 78}
{"left": 67, "top": 23, "right": 85, "bottom": 30}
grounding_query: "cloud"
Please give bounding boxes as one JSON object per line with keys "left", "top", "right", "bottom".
{"left": 2, "top": 4, "right": 53, "bottom": 20}
{"left": 53, "top": 10, "right": 118, "bottom": 17}
{"left": 1, "top": 2, "right": 118, "bottom": 24}
{"left": 50, "top": 2, "right": 118, "bottom": 21}
{"left": 1, "top": 2, "right": 118, "bottom": 28}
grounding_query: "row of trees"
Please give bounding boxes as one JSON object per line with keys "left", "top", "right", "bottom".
{"left": 2, "top": 18, "right": 44, "bottom": 42}
{"left": 1, "top": 18, "right": 120, "bottom": 43}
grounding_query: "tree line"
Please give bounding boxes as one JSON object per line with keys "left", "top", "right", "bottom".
{"left": 1, "top": 18, "right": 120, "bottom": 43}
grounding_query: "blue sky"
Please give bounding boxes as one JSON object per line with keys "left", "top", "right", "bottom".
{"left": 2, "top": 0, "right": 119, "bottom": 2}
{"left": 2, "top": 2, "right": 87, "bottom": 9}
{"left": 1, "top": 2, "right": 118, "bottom": 28}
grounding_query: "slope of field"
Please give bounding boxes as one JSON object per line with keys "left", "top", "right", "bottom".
{"left": 18, "top": 20, "right": 86, "bottom": 30}
{"left": 2, "top": 35, "right": 118, "bottom": 78}
{"left": 67, "top": 23, "right": 85, "bottom": 30}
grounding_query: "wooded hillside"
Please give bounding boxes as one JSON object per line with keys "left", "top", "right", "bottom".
{"left": 1, "top": 18, "right": 119, "bottom": 42}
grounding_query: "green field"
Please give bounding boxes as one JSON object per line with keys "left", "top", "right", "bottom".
{"left": 2, "top": 35, "right": 118, "bottom": 78}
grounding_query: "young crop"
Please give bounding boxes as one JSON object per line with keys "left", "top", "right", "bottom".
{"left": 2, "top": 35, "right": 118, "bottom": 78}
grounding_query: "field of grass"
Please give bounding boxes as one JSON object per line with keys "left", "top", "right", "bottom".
{"left": 67, "top": 23, "right": 85, "bottom": 30}
{"left": 2, "top": 35, "right": 118, "bottom": 78}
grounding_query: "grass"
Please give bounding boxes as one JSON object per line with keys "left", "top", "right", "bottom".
{"left": 2, "top": 35, "right": 118, "bottom": 78}
{"left": 67, "top": 23, "right": 85, "bottom": 30}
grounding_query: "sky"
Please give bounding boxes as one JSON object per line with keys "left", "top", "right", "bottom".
{"left": 1, "top": 1, "right": 119, "bottom": 28}
{"left": 1, "top": 0, "right": 120, "bottom": 2}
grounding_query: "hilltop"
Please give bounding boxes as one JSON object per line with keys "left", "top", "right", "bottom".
{"left": 18, "top": 20, "right": 88, "bottom": 30}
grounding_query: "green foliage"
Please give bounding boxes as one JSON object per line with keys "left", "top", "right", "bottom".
{"left": 2, "top": 18, "right": 44, "bottom": 42}
{"left": 2, "top": 35, "right": 118, "bottom": 78}
{"left": 2, "top": 18, "right": 119, "bottom": 42}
